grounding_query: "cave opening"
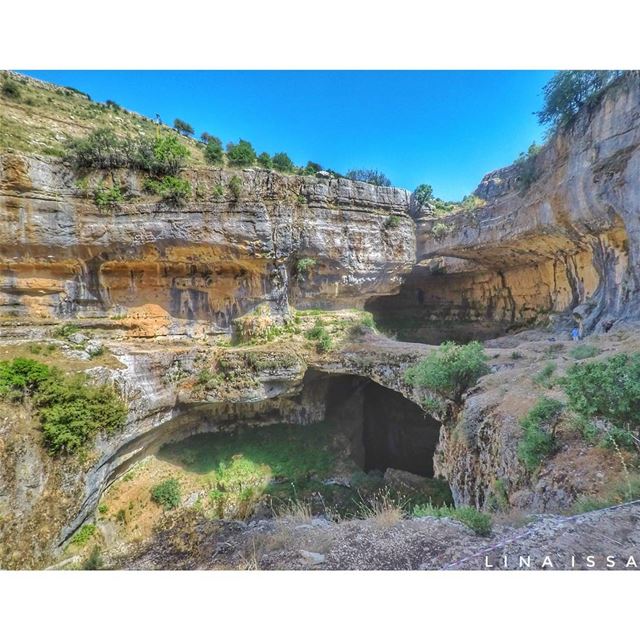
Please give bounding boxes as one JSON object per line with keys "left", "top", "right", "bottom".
{"left": 108, "top": 370, "right": 442, "bottom": 489}
{"left": 319, "top": 371, "right": 440, "bottom": 477}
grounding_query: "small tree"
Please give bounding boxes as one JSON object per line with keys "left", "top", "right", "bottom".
{"left": 257, "top": 152, "right": 273, "bottom": 169}
{"left": 173, "top": 118, "right": 195, "bottom": 137}
{"left": 140, "top": 133, "right": 190, "bottom": 175}
{"left": 226, "top": 139, "right": 257, "bottom": 167}
{"left": 345, "top": 169, "right": 391, "bottom": 186}
{"left": 200, "top": 132, "right": 217, "bottom": 144}
{"left": 204, "top": 137, "right": 224, "bottom": 165}
{"left": 405, "top": 341, "right": 490, "bottom": 403}
{"left": 414, "top": 184, "right": 434, "bottom": 206}
{"left": 537, "top": 71, "right": 624, "bottom": 132}
{"left": 272, "top": 152, "right": 295, "bottom": 173}
{"left": 303, "top": 161, "right": 323, "bottom": 175}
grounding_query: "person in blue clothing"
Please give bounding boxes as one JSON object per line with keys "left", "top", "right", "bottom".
{"left": 571, "top": 326, "right": 580, "bottom": 342}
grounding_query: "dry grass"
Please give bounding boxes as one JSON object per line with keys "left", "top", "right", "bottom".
{"left": 358, "top": 489, "right": 405, "bottom": 529}
{"left": 273, "top": 498, "right": 313, "bottom": 523}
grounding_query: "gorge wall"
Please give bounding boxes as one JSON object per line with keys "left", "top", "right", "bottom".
{"left": 2, "top": 73, "right": 640, "bottom": 567}
{"left": 371, "top": 76, "right": 640, "bottom": 341}
{"left": 0, "top": 158, "right": 414, "bottom": 335}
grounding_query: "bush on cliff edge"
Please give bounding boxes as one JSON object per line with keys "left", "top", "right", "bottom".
{"left": 405, "top": 341, "right": 490, "bottom": 403}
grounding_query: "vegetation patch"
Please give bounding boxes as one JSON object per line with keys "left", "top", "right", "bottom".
{"left": 295, "top": 257, "right": 317, "bottom": 280}
{"left": 151, "top": 478, "right": 182, "bottom": 510}
{"left": 517, "top": 397, "right": 564, "bottom": 471}
{"left": 305, "top": 319, "right": 333, "bottom": 353}
{"left": 533, "top": 361, "right": 557, "bottom": 388}
{"left": 345, "top": 169, "right": 391, "bottom": 186}
{"left": 431, "top": 221, "right": 453, "bottom": 240}
{"left": 573, "top": 475, "right": 640, "bottom": 514}
{"left": 69, "top": 523, "right": 97, "bottom": 547}
{"left": 143, "top": 176, "right": 191, "bottom": 203}
{"left": 0, "top": 357, "right": 126, "bottom": 454}
{"left": 413, "top": 503, "right": 492, "bottom": 536}
{"left": 405, "top": 341, "right": 489, "bottom": 403}
{"left": 560, "top": 353, "right": 640, "bottom": 450}
{"left": 94, "top": 183, "right": 124, "bottom": 208}
{"left": 569, "top": 344, "right": 601, "bottom": 360}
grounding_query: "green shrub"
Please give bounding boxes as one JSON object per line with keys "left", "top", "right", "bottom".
{"left": 413, "top": 504, "right": 492, "bottom": 536}
{"left": 533, "top": 361, "right": 557, "bottom": 388}
{"left": 144, "top": 176, "right": 191, "bottom": 203}
{"left": 317, "top": 333, "right": 333, "bottom": 353}
{"left": 69, "top": 523, "right": 97, "bottom": 547}
{"left": 204, "top": 137, "right": 224, "bottom": 164}
{"left": 305, "top": 319, "right": 333, "bottom": 353}
{"left": 1, "top": 357, "right": 126, "bottom": 454}
{"left": 151, "top": 478, "right": 181, "bottom": 510}
{"left": 345, "top": 169, "right": 391, "bottom": 186}
{"left": 173, "top": 118, "right": 194, "bottom": 137}
{"left": 94, "top": 184, "right": 124, "bottom": 208}
{"left": 561, "top": 354, "right": 640, "bottom": 437}
{"left": 98, "top": 503, "right": 108, "bottom": 515}
{"left": 272, "top": 152, "right": 295, "bottom": 173}
{"left": 228, "top": 175, "right": 242, "bottom": 199}
{"left": 569, "top": 344, "right": 601, "bottom": 360}
{"left": 66, "top": 128, "right": 136, "bottom": 170}
{"left": 141, "top": 133, "right": 190, "bottom": 175}
{"left": 517, "top": 397, "right": 564, "bottom": 471}
{"left": 295, "top": 257, "right": 316, "bottom": 279}
{"left": 459, "top": 194, "right": 486, "bottom": 211}
{"left": 2, "top": 77, "right": 22, "bottom": 99}
{"left": 384, "top": 215, "right": 401, "bottom": 229}
{"left": 514, "top": 142, "right": 542, "bottom": 190}
{"left": 361, "top": 312, "right": 376, "bottom": 329}
{"left": 305, "top": 319, "right": 327, "bottom": 340}
{"left": 53, "top": 323, "right": 80, "bottom": 339}
{"left": 405, "top": 341, "right": 490, "bottom": 402}
{"left": 257, "top": 152, "right": 272, "bottom": 169}
{"left": 66, "top": 129, "right": 189, "bottom": 175}
{"left": 511, "top": 351, "right": 524, "bottom": 360}
{"left": 0, "top": 358, "right": 51, "bottom": 401}
{"left": 226, "top": 139, "right": 256, "bottom": 167}
{"left": 431, "top": 221, "right": 452, "bottom": 240}
{"left": 414, "top": 184, "right": 434, "bottom": 206}
{"left": 303, "top": 161, "right": 323, "bottom": 175}
{"left": 37, "top": 374, "right": 127, "bottom": 454}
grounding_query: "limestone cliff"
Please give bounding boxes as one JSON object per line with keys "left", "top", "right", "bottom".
{"left": 0, "top": 156, "right": 414, "bottom": 334}
{"left": 371, "top": 75, "right": 640, "bottom": 340}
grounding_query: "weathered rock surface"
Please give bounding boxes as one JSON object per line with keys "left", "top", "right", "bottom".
{"left": 0, "top": 158, "right": 414, "bottom": 331}
{"left": 371, "top": 75, "right": 640, "bottom": 339}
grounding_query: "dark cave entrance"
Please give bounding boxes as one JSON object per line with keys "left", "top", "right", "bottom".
{"left": 317, "top": 371, "right": 441, "bottom": 477}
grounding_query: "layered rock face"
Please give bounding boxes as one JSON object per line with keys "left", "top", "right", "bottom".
{"left": 371, "top": 76, "right": 640, "bottom": 340}
{"left": 0, "top": 159, "right": 414, "bottom": 333}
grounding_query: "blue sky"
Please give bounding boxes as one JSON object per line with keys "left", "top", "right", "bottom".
{"left": 20, "top": 70, "right": 554, "bottom": 200}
